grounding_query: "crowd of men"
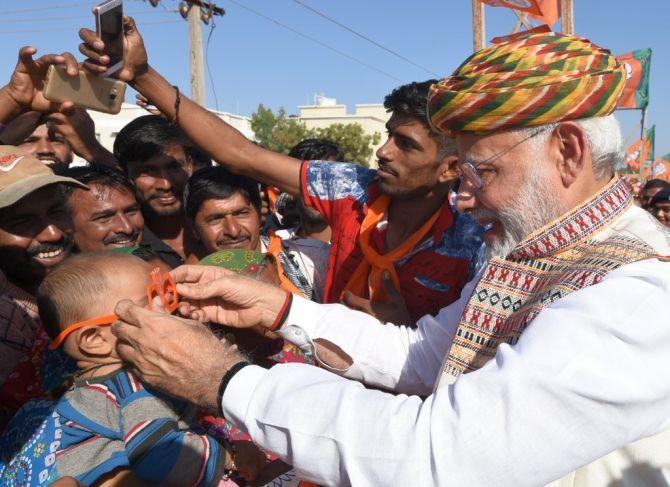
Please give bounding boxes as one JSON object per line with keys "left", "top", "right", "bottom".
{"left": 0, "top": 15, "right": 669, "bottom": 487}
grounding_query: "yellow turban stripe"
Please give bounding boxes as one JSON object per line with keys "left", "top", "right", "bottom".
{"left": 428, "top": 32, "right": 626, "bottom": 135}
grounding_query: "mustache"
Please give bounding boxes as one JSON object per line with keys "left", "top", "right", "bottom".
{"left": 103, "top": 231, "right": 140, "bottom": 245}
{"left": 149, "top": 189, "right": 180, "bottom": 200}
{"left": 26, "top": 236, "right": 72, "bottom": 257}
{"left": 377, "top": 161, "right": 398, "bottom": 176}
{"left": 216, "top": 236, "right": 250, "bottom": 246}
{"left": 467, "top": 208, "right": 497, "bottom": 222}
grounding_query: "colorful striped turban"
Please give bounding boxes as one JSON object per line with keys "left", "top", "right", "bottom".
{"left": 428, "top": 32, "right": 626, "bottom": 135}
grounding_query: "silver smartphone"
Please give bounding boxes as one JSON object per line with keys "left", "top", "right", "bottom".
{"left": 94, "top": 0, "right": 124, "bottom": 77}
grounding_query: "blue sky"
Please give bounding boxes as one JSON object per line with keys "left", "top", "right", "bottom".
{"left": 0, "top": 0, "right": 668, "bottom": 156}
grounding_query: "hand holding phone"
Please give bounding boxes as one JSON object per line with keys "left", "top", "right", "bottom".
{"left": 44, "top": 65, "right": 126, "bottom": 114}
{"left": 94, "top": 0, "right": 124, "bottom": 77}
{"left": 79, "top": 15, "right": 148, "bottom": 84}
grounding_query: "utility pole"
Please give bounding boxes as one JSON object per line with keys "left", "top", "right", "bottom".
{"left": 560, "top": 0, "right": 574, "bottom": 34}
{"left": 188, "top": 6, "right": 206, "bottom": 106}
{"left": 146, "top": 0, "right": 225, "bottom": 107}
{"left": 471, "top": 0, "right": 485, "bottom": 52}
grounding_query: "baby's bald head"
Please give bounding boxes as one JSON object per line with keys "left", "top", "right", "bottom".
{"left": 38, "top": 253, "right": 153, "bottom": 341}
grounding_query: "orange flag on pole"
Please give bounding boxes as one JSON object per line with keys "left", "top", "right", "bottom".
{"left": 491, "top": 24, "right": 551, "bottom": 44}
{"left": 625, "top": 138, "right": 653, "bottom": 173}
{"left": 527, "top": 0, "right": 560, "bottom": 25}
{"left": 479, "top": 0, "right": 543, "bottom": 15}
{"left": 480, "top": 0, "right": 560, "bottom": 25}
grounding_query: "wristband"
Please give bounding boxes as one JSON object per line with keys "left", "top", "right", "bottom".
{"left": 217, "top": 361, "right": 251, "bottom": 417}
{"left": 270, "top": 291, "right": 293, "bottom": 332}
{"left": 171, "top": 85, "right": 181, "bottom": 125}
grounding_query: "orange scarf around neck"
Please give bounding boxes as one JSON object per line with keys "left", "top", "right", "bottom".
{"left": 341, "top": 194, "right": 442, "bottom": 303}
{"left": 266, "top": 231, "right": 306, "bottom": 298}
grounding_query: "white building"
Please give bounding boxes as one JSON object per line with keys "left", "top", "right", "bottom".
{"left": 87, "top": 103, "right": 254, "bottom": 160}
{"left": 87, "top": 97, "right": 387, "bottom": 167}
{"left": 298, "top": 95, "right": 389, "bottom": 167}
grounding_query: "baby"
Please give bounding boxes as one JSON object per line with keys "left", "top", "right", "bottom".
{"left": 37, "top": 253, "right": 265, "bottom": 486}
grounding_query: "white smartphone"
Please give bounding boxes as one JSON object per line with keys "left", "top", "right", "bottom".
{"left": 94, "top": 0, "right": 124, "bottom": 77}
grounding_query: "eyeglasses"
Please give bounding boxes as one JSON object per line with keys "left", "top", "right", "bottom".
{"left": 458, "top": 127, "right": 551, "bottom": 191}
{"left": 49, "top": 268, "right": 179, "bottom": 350}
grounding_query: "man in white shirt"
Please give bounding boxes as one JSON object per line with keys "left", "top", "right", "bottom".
{"left": 103, "top": 32, "right": 670, "bottom": 486}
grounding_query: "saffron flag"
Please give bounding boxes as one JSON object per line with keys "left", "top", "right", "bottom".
{"left": 625, "top": 127, "right": 654, "bottom": 172}
{"left": 480, "top": 0, "right": 543, "bottom": 15}
{"left": 646, "top": 160, "right": 670, "bottom": 182}
{"left": 527, "top": 0, "right": 560, "bottom": 25}
{"left": 491, "top": 24, "right": 551, "bottom": 44}
{"left": 616, "top": 48, "right": 652, "bottom": 109}
{"left": 480, "top": 0, "right": 560, "bottom": 25}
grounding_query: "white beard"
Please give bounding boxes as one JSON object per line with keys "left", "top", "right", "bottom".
{"left": 470, "top": 164, "right": 566, "bottom": 260}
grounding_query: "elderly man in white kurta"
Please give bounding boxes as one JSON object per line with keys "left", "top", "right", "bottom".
{"left": 109, "top": 32, "right": 670, "bottom": 486}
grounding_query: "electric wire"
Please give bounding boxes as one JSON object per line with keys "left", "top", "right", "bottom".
{"left": 205, "top": 19, "right": 221, "bottom": 111}
{"left": 292, "top": 0, "right": 439, "bottom": 77}
{"left": 0, "top": 10, "right": 167, "bottom": 23}
{"left": 226, "top": 0, "right": 403, "bottom": 82}
{"left": 0, "top": 19, "right": 181, "bottom": 36}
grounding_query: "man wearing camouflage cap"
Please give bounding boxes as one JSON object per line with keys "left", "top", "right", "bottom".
{"left": 88, "top": 29, "right": 670, "bottom": 486}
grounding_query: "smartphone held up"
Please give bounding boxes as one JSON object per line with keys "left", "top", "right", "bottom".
{"left": 94, "top": 0, "right": 124, "bottom": 77}
{"left": 43, "top": 0, "right": 126, "bottom": 115}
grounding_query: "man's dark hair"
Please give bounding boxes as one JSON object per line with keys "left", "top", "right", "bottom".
{"left": 113, "top": 115, "right": 211, "bottom": 172}
{"left": 642, "top": 179, "right": 670, "bottom": 193}
{"left": 61, "top": 163, "right": 136, "bottom": 203}
{"left": 288, "top": 138, "right": 344, "bottom": 161}
{"left": 183, "top": 166, "right": 262, "bottom": 221}
{"left": 383, "top": 80, "right": 439, "bottom": 129}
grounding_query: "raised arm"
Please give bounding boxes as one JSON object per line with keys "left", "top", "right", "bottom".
{"left": 78, "top": 17, "right": 301, "bottom": 195}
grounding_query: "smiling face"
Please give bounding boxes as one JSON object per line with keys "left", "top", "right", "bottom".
{"left": 69, "top": 184, "right": 144, "bottom": 253}
{"left": 19, "top": 124, "right": 73, "bottom": 169}
{"left": 375, "top": 114, "right": 450, "bottom": 200}
{"left": 126, "top": 144, "right": 192, "bottom": 217}
{"left": 653, "top": 201, "right": 670, "bottom": 227}
{"left": 193, "top": 193, "right": 262, "bottom": 253}
{"left": 0, "top": 185, "right": 74, "bottom": 291}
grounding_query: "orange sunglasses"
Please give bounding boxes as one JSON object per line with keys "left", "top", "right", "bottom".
{"left": 49, "top": 268, "right": 179, "bottom": 350}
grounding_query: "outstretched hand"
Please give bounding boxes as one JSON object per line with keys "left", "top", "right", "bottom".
{"left": 1, "top": 47, "right": 78, "bottom": 118}
{"left": 171, "top": 265, "right": 288, "bottom": 331}
{"left": 112, "top": 299, "right": 246, "bottom": 411}
{"left": 78, "top": 15, "right": 148, "bottom": 83}
{"left": 341, "top": 271, "right": 413, "bottom": 326}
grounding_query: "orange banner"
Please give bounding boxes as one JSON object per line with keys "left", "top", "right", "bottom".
{"left": 480, "top": 0, "right": 543, "bottom": 15}
{"left": 527, "top": 0, "right": 560, "bottom": 25}
{"left": 616, "top": 49, "right": 652, "bottom": 109}
{"left": 646, "top": 160, "right": 670, "bottom": 182}
{"left": 625, "top": 138, "right": 652, "bottom": 173}
{"left": 491, "top": 24, "right": 551, "bottom": 44}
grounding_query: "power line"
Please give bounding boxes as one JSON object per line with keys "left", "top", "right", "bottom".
{"left": 0, "top": 19, "right": 181, "bottom": 36}
{"left": 0, "top": 10, "right": 169, "bottom": 24}
{"left": 292, "top": 0, "right": 439, "bottom": 77}
{"left": 226, "top": 0, "right": 403, "bottom": 82}
{"left": 0, "top": 2, "right": 100, "bottom": 15}
{"left": 0, "top": 0, "right": 144, "bottom": 15}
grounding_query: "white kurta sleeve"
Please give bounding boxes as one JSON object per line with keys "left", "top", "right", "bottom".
{"left": 223, "top": 260, "right": 670, "bottom": 486}
{"left": 277, "top": 268, "right": 482, "bottom": 395}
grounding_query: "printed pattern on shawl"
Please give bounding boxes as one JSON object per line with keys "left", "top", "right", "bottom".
{"left": 444, "top": 177, "right": 662, "bottom": 378}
